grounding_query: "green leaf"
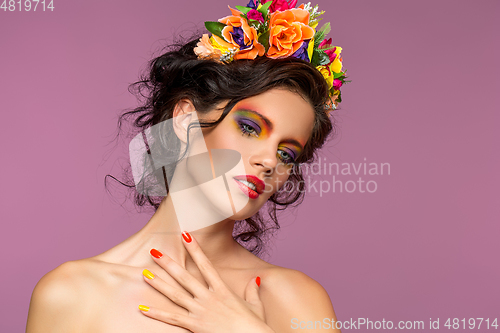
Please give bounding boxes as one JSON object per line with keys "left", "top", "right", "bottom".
{"left": 205, "top": 21, "right": 226, "bottom": 40}
{"left": 316, "top": 50, "right": 330, "bottom": 66}
{"left": 258, "top": 30, "right": 270, "bottom": 52}
{"left": 333, "top": 71, "right": 344, "bottom": 79}
{"left": 318, "top": 45, "right": 336, "bottom": 51}
{"left": 235, "top": 5, "right": 252, "bottom": 15}
{"left": 313, "top": 32, "right": 325, "bottom": 48}
{"left": 313, "top": 22, "right": 331, "bottom": 48}
{"left": 319, "top": 22, "right": 331, "bottom": 36}
{"left": 311, "top": 51, "right": 319, "bottom": 67}
{"left": 258, "top": 1, "right": 272, "bottom": 20}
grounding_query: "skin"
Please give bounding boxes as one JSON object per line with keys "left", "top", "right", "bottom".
{"left": 26, "top": 88, "right": 341, "bottom": 333}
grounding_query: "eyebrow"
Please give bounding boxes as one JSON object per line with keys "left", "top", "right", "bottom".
{"left": 280, "top": 139, "right": 305, "bottom": 152}
{"left": 236, "top": 108, "right": 274, "bottom": 131}
{"left": 235, "top": 107, "right": 305, "bottom": 151}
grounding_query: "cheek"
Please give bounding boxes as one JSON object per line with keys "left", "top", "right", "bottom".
{"left": 263, "top": 167, "right": 291, "bottom": 196}
{"left": 203, "top": 123, "right": 241, "bottom": 151}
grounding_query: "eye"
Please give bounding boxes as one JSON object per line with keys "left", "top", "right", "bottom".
{"left": 277, "top": 149, "right": 296, "bottom": 165}
{"left": 238, "top": 121, "right": 259, "bottom": 138}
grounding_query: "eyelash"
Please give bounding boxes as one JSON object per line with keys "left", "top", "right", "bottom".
{"left": 277, "top": 150, "right": 296, "bottom": 165}
{"left": 238, "top": 122, "right": 258, "bottom": 138}
{"left": 238, "top": 121, "right": 297, "bottom": 165}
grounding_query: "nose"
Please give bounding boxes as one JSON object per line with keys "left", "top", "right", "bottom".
{"left": 249, "top": 146, "right": 279, "bottom": 177}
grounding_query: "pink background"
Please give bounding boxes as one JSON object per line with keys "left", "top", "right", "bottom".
{"left": 1, "top": 0, "right": 499, "bottom": 331}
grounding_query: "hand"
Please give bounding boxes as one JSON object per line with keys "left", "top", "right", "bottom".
{"left": 138, "top": 231, "right": 275, "bottom": 333}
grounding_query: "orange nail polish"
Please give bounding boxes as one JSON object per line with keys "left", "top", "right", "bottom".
{"left": 256, "top": 276, "right": 261, "bottom": 287}
{"left": 182, "top": 231, "right": 192, "bottom": 243}
{"left": 150, "top": 248, "right": 163, "bottom": 259}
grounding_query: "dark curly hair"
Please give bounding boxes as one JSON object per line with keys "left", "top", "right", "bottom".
{"left": 105, "top": 35, "right": 338, "bottom": 257}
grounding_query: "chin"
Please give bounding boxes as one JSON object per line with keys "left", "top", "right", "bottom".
{"left": 229, "top": 195, "right": 273, "bottom": 221}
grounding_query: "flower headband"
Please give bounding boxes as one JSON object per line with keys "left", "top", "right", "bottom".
{"left": 193, "top": 0, "right": 347, "bottom": 110}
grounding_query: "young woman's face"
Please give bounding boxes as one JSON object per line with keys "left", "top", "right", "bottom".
{"left": 198, "top": 88, "right": 316, "bottom": 220}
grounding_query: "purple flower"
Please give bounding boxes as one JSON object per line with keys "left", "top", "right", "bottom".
{"left": 246, "top": 0, "right": 258, "bottom": 9}
{"left": 291, "top": 39, "right": 310, "bottom": 62}
{"left": 333, "top": 79, "right": 343, "bottom": 90}
{"left": 247, "top": 9, "right": 265, "bottom": 22}
{"left": 229, "top": 26, "right": 251, "bottom": 50}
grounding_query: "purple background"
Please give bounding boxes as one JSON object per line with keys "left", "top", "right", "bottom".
{"left": 1, "top": 0, "right": 499, "bottom": 331}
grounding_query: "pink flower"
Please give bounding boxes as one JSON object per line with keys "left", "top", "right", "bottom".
{"left": 318, "top": 38, "right": 337, "bottom": 63}
{"left": 261, "top": 0, "right": 298, "bottom": 13}
{"left": 247, "top": 9, "right": 264, "bottom": 23}
{"left": 333, "top": 79, "right": 343, "bottom": 90}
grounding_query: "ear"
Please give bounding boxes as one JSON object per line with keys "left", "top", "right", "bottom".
{"left": 172, "top": 99, "right": 196, "bottom": 143}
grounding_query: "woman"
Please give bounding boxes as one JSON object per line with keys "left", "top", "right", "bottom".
{"left": 26, "top": 1, "right": 347, "bottom": 332}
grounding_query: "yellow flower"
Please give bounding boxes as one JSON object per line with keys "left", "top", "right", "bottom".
{"left": 329, "top": 46, "right": 343, "bottom": 73}
{"left": 307, "top": 37, "right": 314, "bottom": 62}
{"left": 316, "top": 65, "right": 334, "bottom": 90}
{"left": 210, "top": 35, "right": 232, "bottom": 55}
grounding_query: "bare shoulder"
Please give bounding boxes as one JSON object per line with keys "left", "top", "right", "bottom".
{"left": 26, "top": 259, "right": 103, "bottom": 332}
{"left": 260, "top": 265, "right": 340, "bottom": 332}
{"left": 262, "top": 265, "right": 336, "bottom": 311}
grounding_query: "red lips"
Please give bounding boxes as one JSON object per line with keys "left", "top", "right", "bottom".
{"left": 233, "top": 175, "right": 265, "bottom": 195}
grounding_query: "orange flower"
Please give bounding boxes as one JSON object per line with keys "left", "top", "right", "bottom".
{"left": 193, "top": 34, "right": 223, "bottom": 61}
{"left": 267, "top": 8, "right": 315, "bottom": 59}
{"left": 217, "top": 6, "right": 265, "bottom": 60}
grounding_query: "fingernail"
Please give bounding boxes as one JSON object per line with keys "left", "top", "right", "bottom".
{"left": 150, "top": 248, "right": 163, "bottom": 259}
{"left": 143, "top": 269, "right": 155, "bottom": 279}
{"left": 138, "top": 305, "right": 150, "bottom": 312}
{"left": 182, "top": 231, "right": 192, "bottom": 243}
{"left": 256, "top": 276, "right": 261, "bottom": 287}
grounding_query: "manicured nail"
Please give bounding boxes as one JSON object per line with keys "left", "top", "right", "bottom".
{"left": 256, "top": 276, "right": 261, "bottom": 287}
{"left": 143, "top": 269, "right": 155, "bottom": 279}
{"left": 182, "top": 231, "right": 192, "bottom": 243}
{"left": 150, "top": 248, "right": 163, "bottom": 259}
{"left": 138, "top": 305, "right": 150, "bottom": 312}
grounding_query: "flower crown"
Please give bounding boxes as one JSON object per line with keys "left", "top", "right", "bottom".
{"left": 194, "top": 0, "right": 347, "bottom": 110}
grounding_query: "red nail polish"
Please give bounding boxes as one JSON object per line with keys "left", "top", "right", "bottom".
{"left": 256, "top": 276, "right": 261, "bottom": 287}
{"left": 150, "top": 248, "right": 163, "bottom": 259}
{"left": 182, "top": 231, "right": 192, "bottom": 243}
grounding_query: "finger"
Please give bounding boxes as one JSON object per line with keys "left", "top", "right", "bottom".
{"left": 138, "top": 304, "right": 196, "bottom": 331}
{"left": 244, "top": 276, "right": 262, "bottom": 305}
{"left": 149, "top": 248, "right": 208, "bottom": 299}
{"left": 142, "top": 269, "right": 200, "bottom": 311}
{"left": 244, "top": 276, "right": 266, "bottom": 320}
{"left": 181, "top": 231, "right": 226, "bottom": 291}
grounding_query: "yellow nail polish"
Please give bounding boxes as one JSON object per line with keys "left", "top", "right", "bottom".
{"left": 139, "top": 305, "right": 150, "bottom": 312}
{"left": 143, "top": 269, "right": 155, "bottom": 279}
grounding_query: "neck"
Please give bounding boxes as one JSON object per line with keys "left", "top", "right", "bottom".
{"left": 109, "top": 195, "right": 241, "bottom": 271}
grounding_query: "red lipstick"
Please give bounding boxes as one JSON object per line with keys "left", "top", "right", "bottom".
{"left": 233, "top": 175, "right": 265, "bottom": 199}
